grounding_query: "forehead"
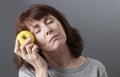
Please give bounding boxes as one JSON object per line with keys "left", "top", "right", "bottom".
{"left": 24, "top": 15, "right": 56, "bottom": 31}
{"left": 25, "top": 15, "right": 54, "bottom": 25}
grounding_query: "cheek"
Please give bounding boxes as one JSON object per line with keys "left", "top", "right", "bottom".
{"left": 36, "top": 39, "right": 48, "bottom": 51}
{"left": 35, "top": 35, "right": 46, "bottom": 47}
{"left": 59, "top": 26, "right": 66, "bottom": 40}
{"left": 35, "top": 31, "right": 45, "bottom": 43}
{"left": 56, "top": 23, "right": 67, "bottom": 41}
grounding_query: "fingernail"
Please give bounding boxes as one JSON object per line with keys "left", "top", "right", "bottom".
{"left": 16, "top": 39, "right": 18, "bottom": 43}
{"left": 27, "top": 38, "right": 31, "bottom": 40}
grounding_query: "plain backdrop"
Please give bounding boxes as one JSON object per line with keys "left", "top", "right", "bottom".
{"left": 0, "top": 0, "right": 120, "bottom": 77}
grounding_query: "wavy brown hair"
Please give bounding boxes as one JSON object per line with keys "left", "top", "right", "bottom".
{"left": 14, "top": 4, "right": 84, "bottom": 70}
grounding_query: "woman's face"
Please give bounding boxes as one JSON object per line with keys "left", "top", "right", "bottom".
{"left": 26, "top": 15, "right": 67, "bottom": 52}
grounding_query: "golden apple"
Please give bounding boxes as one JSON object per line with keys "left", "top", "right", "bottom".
{"left": 16, "top": 30, "right": 35, "bottom": 46}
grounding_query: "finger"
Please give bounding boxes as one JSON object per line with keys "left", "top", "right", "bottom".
{"left": 32, "top": 44, "right": 39, "bottom": 53}
{"left": 20, "top": 45, "right": 27, "bottom": 55}
{"left": 14, "top": 40, "right": 19, "bottom": 52}
{"left": 14, "top": 40, "right": 21, "bottom": 56}
{"left": 26, "top": 43, "right": 34, "bottom": 54}
{"left": 22, "top": 38, "right": 31, "bottom": 46}
{"left": 20, "top": 38, "right": 31, "bottom": 55}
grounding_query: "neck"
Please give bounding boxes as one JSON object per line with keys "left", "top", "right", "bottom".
{"left": 43, "top": 44, "right": 74, "bottom": 67}
{"left": 43, "top": 44, "right": 86, "bottom": 69}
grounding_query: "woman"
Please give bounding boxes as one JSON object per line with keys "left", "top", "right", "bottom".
{"left": 14, "top": 4, "right": 108, "bottom": 77}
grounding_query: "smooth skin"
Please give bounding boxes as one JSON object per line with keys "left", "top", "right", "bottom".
{"left": 14, "top": 15, "right": 86, "bottom": 77}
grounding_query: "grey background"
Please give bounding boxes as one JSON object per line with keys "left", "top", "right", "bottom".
{"left": 0, "top": 0, "right": 120, "bottom": 77}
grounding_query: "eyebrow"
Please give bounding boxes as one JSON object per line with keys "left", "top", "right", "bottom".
{"left": 43, "top": 16, "right": 53, "bottom": 22}
{"left": 26, "top": 16, "right": 52, "bottom": 27}
{"left": 24, "top": 20, "right": 35, "bottom": 33}
{"left": 25, "top": 20, "right": 34, "bottom": 27}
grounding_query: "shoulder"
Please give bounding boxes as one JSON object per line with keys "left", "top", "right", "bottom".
{"left": 19, "top": 65, "right": 35, "bottom": 77}
{"left": 86, "top": 57, "right": 108, "bottom": 77}
{"left": 86, "top": 57, "right": 107, "bottom": 71}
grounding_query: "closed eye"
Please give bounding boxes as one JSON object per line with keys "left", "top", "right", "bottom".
{"left": 45, "top": 18, "right": 54, "bottom": 25}
{"left": 34, "top": 28, "right": 41, "bottom": 34}
{"left": 33, "top": 24, "right": 41, "bottom": 34}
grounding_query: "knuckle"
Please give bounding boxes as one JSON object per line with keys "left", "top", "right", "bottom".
{"left": 26, "top": 45, "right": 29, "bottom": 49}
{"left": 14, "top": 49, "right": 16, "bottom": 52}
{"left": 20, "top": 46, "right": 25, "bottom": 51}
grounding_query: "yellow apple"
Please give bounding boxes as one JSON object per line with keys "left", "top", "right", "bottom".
{"left": 16, "top": 30, "right": 35, "bottom": 46}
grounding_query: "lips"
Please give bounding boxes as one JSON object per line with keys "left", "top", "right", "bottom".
{"left": 49, "top": 35, "right": 59, "bottom": 43}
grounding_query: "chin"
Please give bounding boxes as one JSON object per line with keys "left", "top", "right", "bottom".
{"left": 47, "top": 40, "right": 66, "bottom": 52}
{"left": 55, "top": 40, "right": 66, "bottom": 49}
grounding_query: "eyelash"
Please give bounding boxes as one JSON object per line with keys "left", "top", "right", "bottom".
{"left": 35, "top": 30, "right": 40, "bottom": 34}
{"left": 33, "top": 25, "right": 41, "bottom": 34}
{"left": 33, "top": 18, "right": 53, "bottom": 34}
{"left": 46, "top": 19, "right": 53, "bottom": 24}
{"left": 34, "top": 29, "right": 41, "bottom": 34}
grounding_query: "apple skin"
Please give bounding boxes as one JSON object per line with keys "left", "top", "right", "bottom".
{"left": 16, "top": 30, "right": 35, "bottom": 46}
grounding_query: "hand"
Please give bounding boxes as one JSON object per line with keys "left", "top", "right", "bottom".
{"left": 14, "top": 38, "right": 48, "bottom": 70}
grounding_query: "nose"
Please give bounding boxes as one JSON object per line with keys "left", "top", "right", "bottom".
{"left": 44, "top": 26, "right": 53, "bottom": 35}
{"left": 46, "top": 30, "right": 53, "bottom": 35}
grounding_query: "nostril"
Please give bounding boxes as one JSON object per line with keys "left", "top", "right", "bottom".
{"left": 47, "top": 32, "right": 49, "bottom": 35}
{"left": 46, "top": 30, "right": 53, "bottom": 35}
{"left": 50, "top": 30, "right": 52, "bottom": 33}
